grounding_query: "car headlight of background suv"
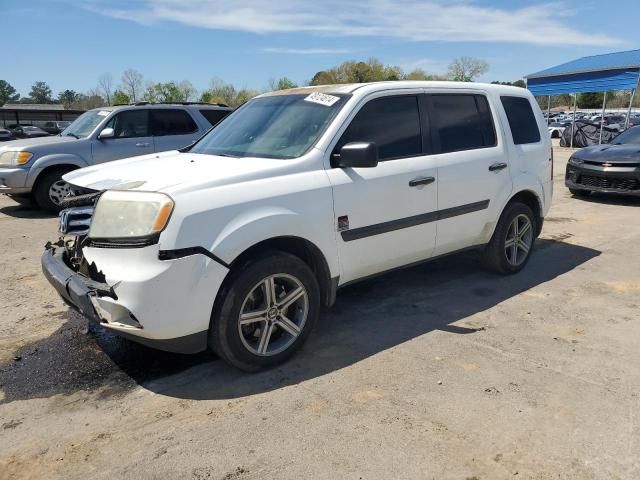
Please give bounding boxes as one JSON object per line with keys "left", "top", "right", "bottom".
{"left": 89, "top": 190, "right": 174, "bottom": 241}
{"left": 0, "top": 151, "right": 33, "bottom": 168}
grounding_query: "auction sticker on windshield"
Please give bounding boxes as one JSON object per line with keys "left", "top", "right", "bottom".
{"left": 304, "top": 92, "right": 340, "bottom": 107}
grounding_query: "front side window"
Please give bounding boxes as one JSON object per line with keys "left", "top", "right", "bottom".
{"left": 336, "top": 95, "right": 422, "bottom": 161}
{"left": 501, "top": 96, "right": 541, "bottom": 145}
{"left": 191, "top": 94, "right": 348, "bottom": 159}
{"left": 106, "top": 110, "right": 150, "bottom": 138}
{"left": 430, "top": 94, "right": 496, "bottom": 154}
{"left": 151, "top": 109, "right": 197, "bottom": 136}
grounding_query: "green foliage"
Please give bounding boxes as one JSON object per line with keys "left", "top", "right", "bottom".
{"left": 0, "top": 80, "right": 19, "bottom": 106}
{"left": 200, "top": 78, "right": 260, "bottom": 107}
{"left": 57, "top": 90, "right": 79, "bottom": 108}
{"left": 310, "top": 58, "right": 404, "bottom": 85}
{"left": 404, "top": 68, "right": 447, "bottom": 81}
{"left": 578, "top": 92, "right": 605, "bottom": 109}
{"left": 491, "top": 80, "right": 526, "bottom": 88}
{"left": 112, "top": 89, "right": 130, "bottom": 105}
{"left": 142, "top": 81, "right": 197, "bottom": 103}
{"left": 29, "top": 81, "right": 53, "bottom": 103}
{"left": 273, "top": 77, "right": 298, "bottom": 90}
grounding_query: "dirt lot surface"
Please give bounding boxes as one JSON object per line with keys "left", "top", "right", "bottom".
{"left": 1, "top": 147, "right": 639, "bottom": 479}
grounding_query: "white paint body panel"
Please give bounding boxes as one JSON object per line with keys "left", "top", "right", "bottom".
{"left": 62, "top": 81, "right": 552, "bottom": 342}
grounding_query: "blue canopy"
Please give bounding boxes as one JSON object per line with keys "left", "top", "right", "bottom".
{"left": 525, "top": 49, "right": 640, "bottom": 96}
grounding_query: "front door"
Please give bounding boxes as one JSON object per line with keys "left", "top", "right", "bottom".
{"left": 326, "top": 93, "right": 438, "bottom": 284}
{"left": 91, "top": 109, "right": 154, "bottom": 164}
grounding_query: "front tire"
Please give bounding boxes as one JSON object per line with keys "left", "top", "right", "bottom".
{"left": 33, "top": 169, "right": 73, "bottom": 213}
{"left": 210, "top": 251, "right": 320, "bottom": 372}
{"left": 483, "top": 202, "right": 536, "bottom": 275}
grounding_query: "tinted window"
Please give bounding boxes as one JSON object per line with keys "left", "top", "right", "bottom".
{"left": 199, "top": 109, "right": 231, "bottom": 126}
{"left": 151, "top": 109, "right": 197, "bottom": 136}
{"left": 430, "top": 94, "right": 496, "bottom": 153}
{"left": 501, "top": 96, "right": 541, "bottom": 145}
{"left": 612, "top": 125, "right": 640, "bottom": 145}
{"left": 337, "top": 96, "right": 422, "bottom": 160}
{"left": 106, "top": 110, "right": 149, "bottom": 138}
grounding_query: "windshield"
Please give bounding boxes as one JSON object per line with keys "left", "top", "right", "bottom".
{"left": 191, "top": 93, "right": 349, "bottom": 159}
{"left": 61, "top": 110, "right": 110, "bottom": 138}
{"left": 612, "top": 126, "right": 640, "bottom": 145}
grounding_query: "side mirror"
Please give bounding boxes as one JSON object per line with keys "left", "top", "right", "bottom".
{"left": 334, "top": 142, "right": 378, "bottom": 168}
{"left": 98, "top": 127, "right": 115, "bottom": 140}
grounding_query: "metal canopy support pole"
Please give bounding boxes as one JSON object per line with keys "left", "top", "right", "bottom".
{"left": 625, "top": 74, "right": 640, "bottom": 129}
{"left": 547, "top": 95, "right": 551, "bottom": 125}
{"left": 599, "top": 91, "right": 607, "bottom": 145}
{"left": 570, "top": 94, "right": 577, "bottom": 149}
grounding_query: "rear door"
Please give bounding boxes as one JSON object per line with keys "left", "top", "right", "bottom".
{"left": 326, "top": 92, "right": 438, "bottom": 283}
{"left": 150, "top": 108, "right": 200, "bottom": 153}
{"left": 426, "top": 91, "right": 513, "bottom": 256}
{"left": 91, "top": 109, "right": 153, "bottom": 163}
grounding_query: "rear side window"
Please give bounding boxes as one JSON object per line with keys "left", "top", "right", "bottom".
{"left": 501, "top": 96, "right": 541, "bottom": 145}
{"left": 199, "top": 109, "right": 231, "bottom": 126}
{"left": 429, "top": 94, "right": 496, "bottom": 154}
{"left": 337, "top": 95, "right": 422, "bottom": 161}
{"left": 150, "top": 109, "right": 197, "bottom": 136}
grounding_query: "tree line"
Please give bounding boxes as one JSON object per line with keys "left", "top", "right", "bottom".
{"left": 0, "top": 56, "right": 538, "bottom": 110}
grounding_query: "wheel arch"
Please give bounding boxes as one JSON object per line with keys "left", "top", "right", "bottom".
{"left": 27, "top": 154, "right": 88, "bottom": 188}
{"left": 506, "top": 189, "right": 544, "bottom": 237}
{"left": 218, "top": 235, "right": 336, "bottom": 311}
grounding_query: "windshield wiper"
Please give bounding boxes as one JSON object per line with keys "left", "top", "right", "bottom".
{"left": 65, "top": 133, "right": 80, "bottom": 139}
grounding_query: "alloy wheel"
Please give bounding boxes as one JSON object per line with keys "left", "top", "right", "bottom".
{"left": 504, "top": 214, "right": 533, "bottom": 267}
{"left": 238, "top": 273, "right": 309, "bottom": 356}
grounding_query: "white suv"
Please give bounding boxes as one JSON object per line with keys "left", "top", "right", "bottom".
{"left": 42, "top": 82, "right": 553, "bottom": 371}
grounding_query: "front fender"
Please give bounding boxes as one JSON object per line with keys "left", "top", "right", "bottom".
{"left": 27, "top": 154, "right": 90, "bottom": 187}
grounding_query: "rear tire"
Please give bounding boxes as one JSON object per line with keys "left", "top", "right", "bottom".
{"left": 569, "top": 187, "right": 590, "bottom": 197}
{"left": 33, "top": 169, "right": 73, "bottom": 213}
{"left": 483, "top": 202, "right": 536, "bottom": 275}
{"left": 209, "top": 251, "right": 320, "bottom": 372}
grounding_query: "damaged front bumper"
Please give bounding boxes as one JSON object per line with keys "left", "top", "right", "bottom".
{"left": 41, "top": 245, "right": 226, "bottom": 354}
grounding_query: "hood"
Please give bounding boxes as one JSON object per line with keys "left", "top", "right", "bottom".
{"left": 63, "top": 150, "right": 294, "bottom": 194}
{"left": 0, "top": 135, "right": 78, "bottom": 152}
{"left": 575, "top": 144, "right": 640, "bottom": 164}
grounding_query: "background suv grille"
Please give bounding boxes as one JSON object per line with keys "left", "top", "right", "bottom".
{"left": 578, "top": 175, "right": 640, "bottom": 191}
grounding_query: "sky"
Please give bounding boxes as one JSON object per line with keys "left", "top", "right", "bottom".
{"left": 3, "top": 0, "right": 640, "bottom": 98}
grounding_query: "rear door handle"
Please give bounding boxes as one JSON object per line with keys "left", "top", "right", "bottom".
{"left": 489, "top": 162, "right": 508, "bottom": 172}
{"left": 135, "top": 142, "right": 151, "bottom": 147}
{"left": 409, "top": 176, "right": 435, "bottom": 187}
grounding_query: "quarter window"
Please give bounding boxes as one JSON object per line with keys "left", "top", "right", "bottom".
{"left": 500, "top": 96, "right": 541, "bottom": 145}
{"left": 337, "top": 95, "right": 422, "bottom": 161}
{"left": 151, "top": 109, "right": 197, "bottom": 136}
{"left": 429, "top": 94, "right": 496, "bottom": 154}
{"left": 105, "top": 110, "right": 150, "bottom": 138}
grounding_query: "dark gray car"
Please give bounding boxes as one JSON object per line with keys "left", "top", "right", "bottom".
{"left": 0, "top": 103, "right": 232, "bottom": 212}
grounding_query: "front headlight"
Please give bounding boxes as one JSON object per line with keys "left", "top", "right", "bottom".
{"left": 89, "top": 190, "right": 174, "bottom": 240}
{"left": 0, "top": 151, "right": 33, "bottom": 167}
{"left": 568, "top": 156, "right": 584, "bottom": 165}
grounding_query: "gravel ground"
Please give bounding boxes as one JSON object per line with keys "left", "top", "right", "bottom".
{"left": 0, "top": 147, "right": 639, "bottom": 479}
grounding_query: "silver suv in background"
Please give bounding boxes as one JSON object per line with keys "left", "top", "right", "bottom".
{"left": 0, "top": 103, "right": 232, "bottom": 212}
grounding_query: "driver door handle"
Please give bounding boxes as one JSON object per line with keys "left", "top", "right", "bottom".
{"left": 135, "top": 142, "right": 151, "bottom": 147}
{"left": 489, "top": 162, "right": 508, "bottom": 172}
{"left": 409, "top": 176, "right": 435, "bottom": 187}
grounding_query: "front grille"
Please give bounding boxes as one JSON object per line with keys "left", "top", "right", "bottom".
{"left": 584, "top": 160, "right": 640, "bottom": 168}
{"left": 59, "top": 206, "right": 94, "bottom": 236}
{"left": 578, "top": 174, "right": 640, "bottom": 191}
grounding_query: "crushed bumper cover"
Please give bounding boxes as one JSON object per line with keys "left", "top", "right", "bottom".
{"left": 41, "top": 247, "right": 208, "bottom": 353}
